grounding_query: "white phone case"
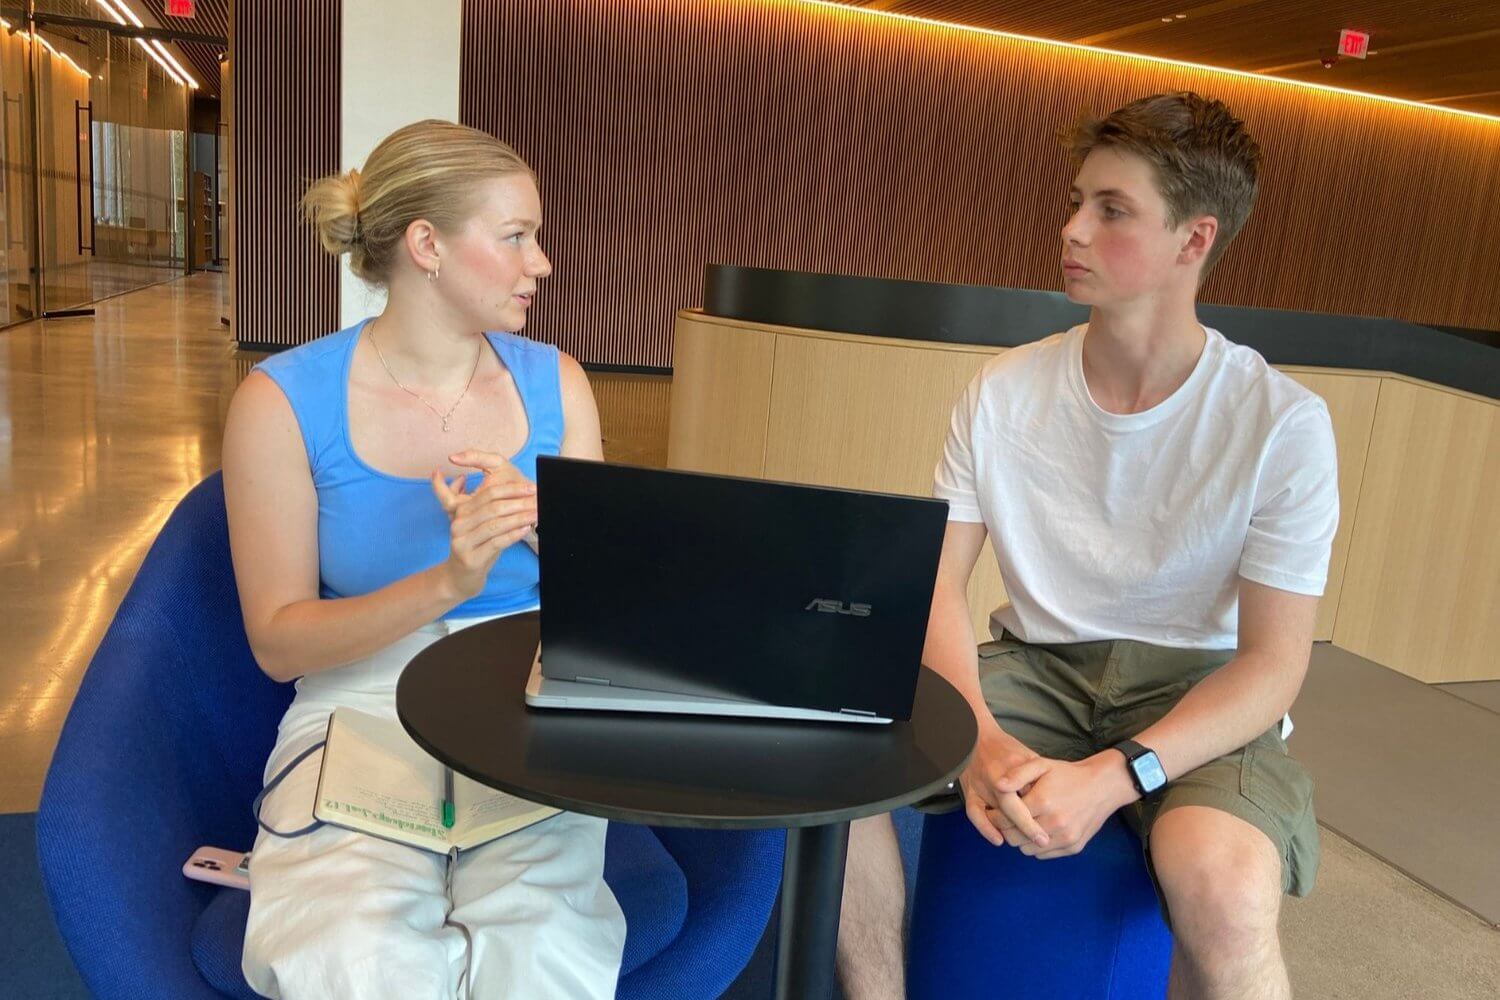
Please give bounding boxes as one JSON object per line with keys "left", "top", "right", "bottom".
{"left": 183, "top": 846, "right": 251, "bottom": 890}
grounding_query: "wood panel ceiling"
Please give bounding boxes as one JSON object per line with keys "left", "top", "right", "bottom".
{"left": 826, "top": 1, "right": 1500, "bottom": 116}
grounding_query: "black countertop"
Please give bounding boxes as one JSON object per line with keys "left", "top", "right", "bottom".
{"left": 702, "top": 265, "right": 1500, "bottom": 401}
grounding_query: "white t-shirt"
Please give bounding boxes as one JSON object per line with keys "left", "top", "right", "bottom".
{"left": 934, "top": 324, "right": 1339, "bottom": 650}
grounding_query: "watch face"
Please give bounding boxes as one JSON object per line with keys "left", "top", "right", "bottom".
{"left": 1133, "top": 751, "right": 1168, "bottom": 794}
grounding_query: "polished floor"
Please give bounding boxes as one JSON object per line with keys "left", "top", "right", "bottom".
{"left": 1, "top": 274, "right": 1496, "bottom": 998}
{"left": 3, "top": 258, "right": 192, "bottom": 325}
{"left": 0, "top": 271, "right": 666, "bottom": 814}
{"left": 1, "top": 273, "right": 235, "bottom": 812}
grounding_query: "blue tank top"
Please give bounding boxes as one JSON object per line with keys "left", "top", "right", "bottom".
{"left": 254, "top": 319, "right": 563, "bottom": 619}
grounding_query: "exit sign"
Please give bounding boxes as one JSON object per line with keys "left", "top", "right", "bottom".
{"left": 1338, "top": 29, "right": 1370, "bottom": 59}
{"left": 168, "top": 0, "right": 195, "bottom": 17}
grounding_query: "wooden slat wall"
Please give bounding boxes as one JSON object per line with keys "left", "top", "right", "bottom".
{"left": 231, "top": 0, "right": 339, "bottom": 349}
{"left": 459, "top": 0, "right": 1500, "bottom": 369}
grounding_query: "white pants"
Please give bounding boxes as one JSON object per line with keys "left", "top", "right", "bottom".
{"left": 241, "top": 615, "right": 626, "bottom": 999}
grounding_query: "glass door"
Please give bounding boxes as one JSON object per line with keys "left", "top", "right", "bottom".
{"left": 36, "top": 21, "right": 189, "bottom": 313}
{"left": 0, "top": 16, "right": 39, "bottom": 323}
{"left": 0, "top": 1, "right": 211, "bottom": 324}
{"left": 30, "top": 20, "right": 100, "bottom": 314}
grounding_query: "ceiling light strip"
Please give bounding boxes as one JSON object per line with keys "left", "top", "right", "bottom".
{"left": 2, "top": 18, "right": 93, "bottom": 79}
{"left": 110, "top": 0, "right": 146, "bottom": 29}
{"left": 151, "top": 38, "right": 199, "bottom": 88}
{"left": 89, "top": 0, "right": 193, "bottom": 88}
{"left": 137, "top": 37, "right": 186, "bottom": 86}
{"left": 91, "top": 0, "right": 129, "bottom": 26}
{"left": 799, "top": 0, "right": 1500, "bottom": 125}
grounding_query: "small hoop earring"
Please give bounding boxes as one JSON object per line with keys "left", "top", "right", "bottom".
{"left": 428, "top": 264, "right": 440, "bottom": 283}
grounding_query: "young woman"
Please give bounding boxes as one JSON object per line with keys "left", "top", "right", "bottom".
{"left": 223, "top": 119, "right": 624, "bottom": 999}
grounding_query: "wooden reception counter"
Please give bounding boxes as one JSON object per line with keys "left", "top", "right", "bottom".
{"left": 667, "top": 268, "right": 1500, "bottom": 684}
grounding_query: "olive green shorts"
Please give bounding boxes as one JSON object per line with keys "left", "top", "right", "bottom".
{"left": 976, "top": 633, "right": 1320, "bottom": 905}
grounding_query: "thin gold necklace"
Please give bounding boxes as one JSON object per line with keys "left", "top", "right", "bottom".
{"left": 367, "top": 324, "right": 482, "bottom": 433}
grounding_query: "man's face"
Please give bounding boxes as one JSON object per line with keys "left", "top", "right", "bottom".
{"left": 1061, "top": 147, "right": 1208, "bottom": 307}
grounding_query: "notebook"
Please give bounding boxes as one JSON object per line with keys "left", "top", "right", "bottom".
{"left": 313, "top": 708, "right": 558, "bottom": 853}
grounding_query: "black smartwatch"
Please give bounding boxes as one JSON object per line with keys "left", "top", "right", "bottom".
{"left": 1113, "top": 739, "right": 1168, "bottom": 797}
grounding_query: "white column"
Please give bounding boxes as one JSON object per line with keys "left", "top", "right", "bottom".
{"left": 339, "top": 0, "right": 462, "bottom": 328}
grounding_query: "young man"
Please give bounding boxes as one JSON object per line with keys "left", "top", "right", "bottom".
{"left": 837, "top": 92, "right": 1338, "bottom": 1000}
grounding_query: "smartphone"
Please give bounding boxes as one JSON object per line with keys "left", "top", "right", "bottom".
{"left": 183, "top": 846, "right": 251, "bottom": 890}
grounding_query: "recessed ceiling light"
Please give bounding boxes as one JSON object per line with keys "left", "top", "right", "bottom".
{"left": 1176, "top": 13, "right": 1187, "bottom": 18}
{"left": 1161, "top": 16, "right": 1172, "bottom": 22}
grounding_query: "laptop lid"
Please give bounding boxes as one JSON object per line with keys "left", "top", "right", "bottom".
{"left": 535, "top": 457, "right": 948, "bottom": 721}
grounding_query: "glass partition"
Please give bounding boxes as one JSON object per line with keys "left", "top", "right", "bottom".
{"left": 0, "top": 2, "right": 204, "bottom": 323}
{"left": 36, "top": 22, "right": 188, "bottom": 312}
{"left": 0, "top": 19, "right": 39, "bottom": 323}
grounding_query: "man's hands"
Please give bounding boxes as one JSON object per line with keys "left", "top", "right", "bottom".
{"left": 983, "top": 750, "right": 1139, "bottom": 859}
{"left": 959, "top": 716, "right": 1140, "bottom": 860}
{"left": 959, "top": 723, "right": 1051, "bottom": 850}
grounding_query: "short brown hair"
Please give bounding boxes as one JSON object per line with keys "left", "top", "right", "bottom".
{"left": 301, "top": 120, "right": 534, "bottom": 285}
{"left": 1063, "top": 92, "right": 1261, "bottom": 276}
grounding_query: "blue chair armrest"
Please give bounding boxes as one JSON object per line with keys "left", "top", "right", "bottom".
{"left": 621, "top": 827, "right": 784, "bottom": 1000}
{"left": 38, "top": 610, "right": 247, "bottom": 1000}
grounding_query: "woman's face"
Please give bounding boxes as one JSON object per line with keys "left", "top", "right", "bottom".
{"left": 439, "top": 173, "right": 552, "bottom": 333}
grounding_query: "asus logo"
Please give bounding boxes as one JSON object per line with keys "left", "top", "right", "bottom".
{"left": 805, "top": 599, "right": 872, "bottom": 617}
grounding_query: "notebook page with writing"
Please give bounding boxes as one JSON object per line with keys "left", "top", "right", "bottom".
{"left": 314, "top": 708, "right": 449, "bottom": 853}
{"left": 313, "top": 708, "right": 559, "bottom": 853}
{"left": 452, "top": 773, "right": 559, "bottom": 851}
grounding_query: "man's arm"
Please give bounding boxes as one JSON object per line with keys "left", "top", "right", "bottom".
{"left": 926, "top": 520, "right": 1051, "bottom": 849}
{"left": 1128, "top": 579, "right": 1317, "bottom": 781}
{"left": 993, "top": 578, "right": 1318, "bottom": 858}
{"left": 922, "top": 520, "right": 992, "bottom": 722}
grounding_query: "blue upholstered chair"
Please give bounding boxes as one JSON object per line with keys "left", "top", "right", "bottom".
{"left": 37, "top": 473, "right": 782, "bottom": 999}
{"left": 906, "top": 808, "right": 1172, "bottom": 999}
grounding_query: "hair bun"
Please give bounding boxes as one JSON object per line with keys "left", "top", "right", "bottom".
{"left": 301, "top": 168, "right": 364, "bottom": 256}
{"left": 342, "top": 168, "right": 363, "bottom": 215}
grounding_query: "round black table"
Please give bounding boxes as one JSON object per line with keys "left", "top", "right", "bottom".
{"left": 396, "top": 612, "right": 976, "bottom": 999}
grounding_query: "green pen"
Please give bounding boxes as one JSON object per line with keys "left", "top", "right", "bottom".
{"left": 442, "top": 767, "right": 456, "bottom": 830}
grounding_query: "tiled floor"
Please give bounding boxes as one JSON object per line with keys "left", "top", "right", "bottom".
{"left": 2, "top": 274, "right": 1496, "bottom": 1000}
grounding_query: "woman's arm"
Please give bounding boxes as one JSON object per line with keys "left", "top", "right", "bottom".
{"left": 557, "top": 352, "right": 604, "bottom": 460}
{"left": 222, "top": 372, "right": 533, "bottom": 682}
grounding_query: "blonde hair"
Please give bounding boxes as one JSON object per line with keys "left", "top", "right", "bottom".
{"left": 300, "top": 119, "right": 534, "bottom": 284}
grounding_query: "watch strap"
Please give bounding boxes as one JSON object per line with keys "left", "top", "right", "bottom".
{"left": 1112, "top": 738, "right": 1163, "bottom": 796}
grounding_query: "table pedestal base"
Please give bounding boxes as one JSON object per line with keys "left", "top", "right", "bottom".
{"left": 775, "top": 820, "right": 851, "bottom": 1000}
